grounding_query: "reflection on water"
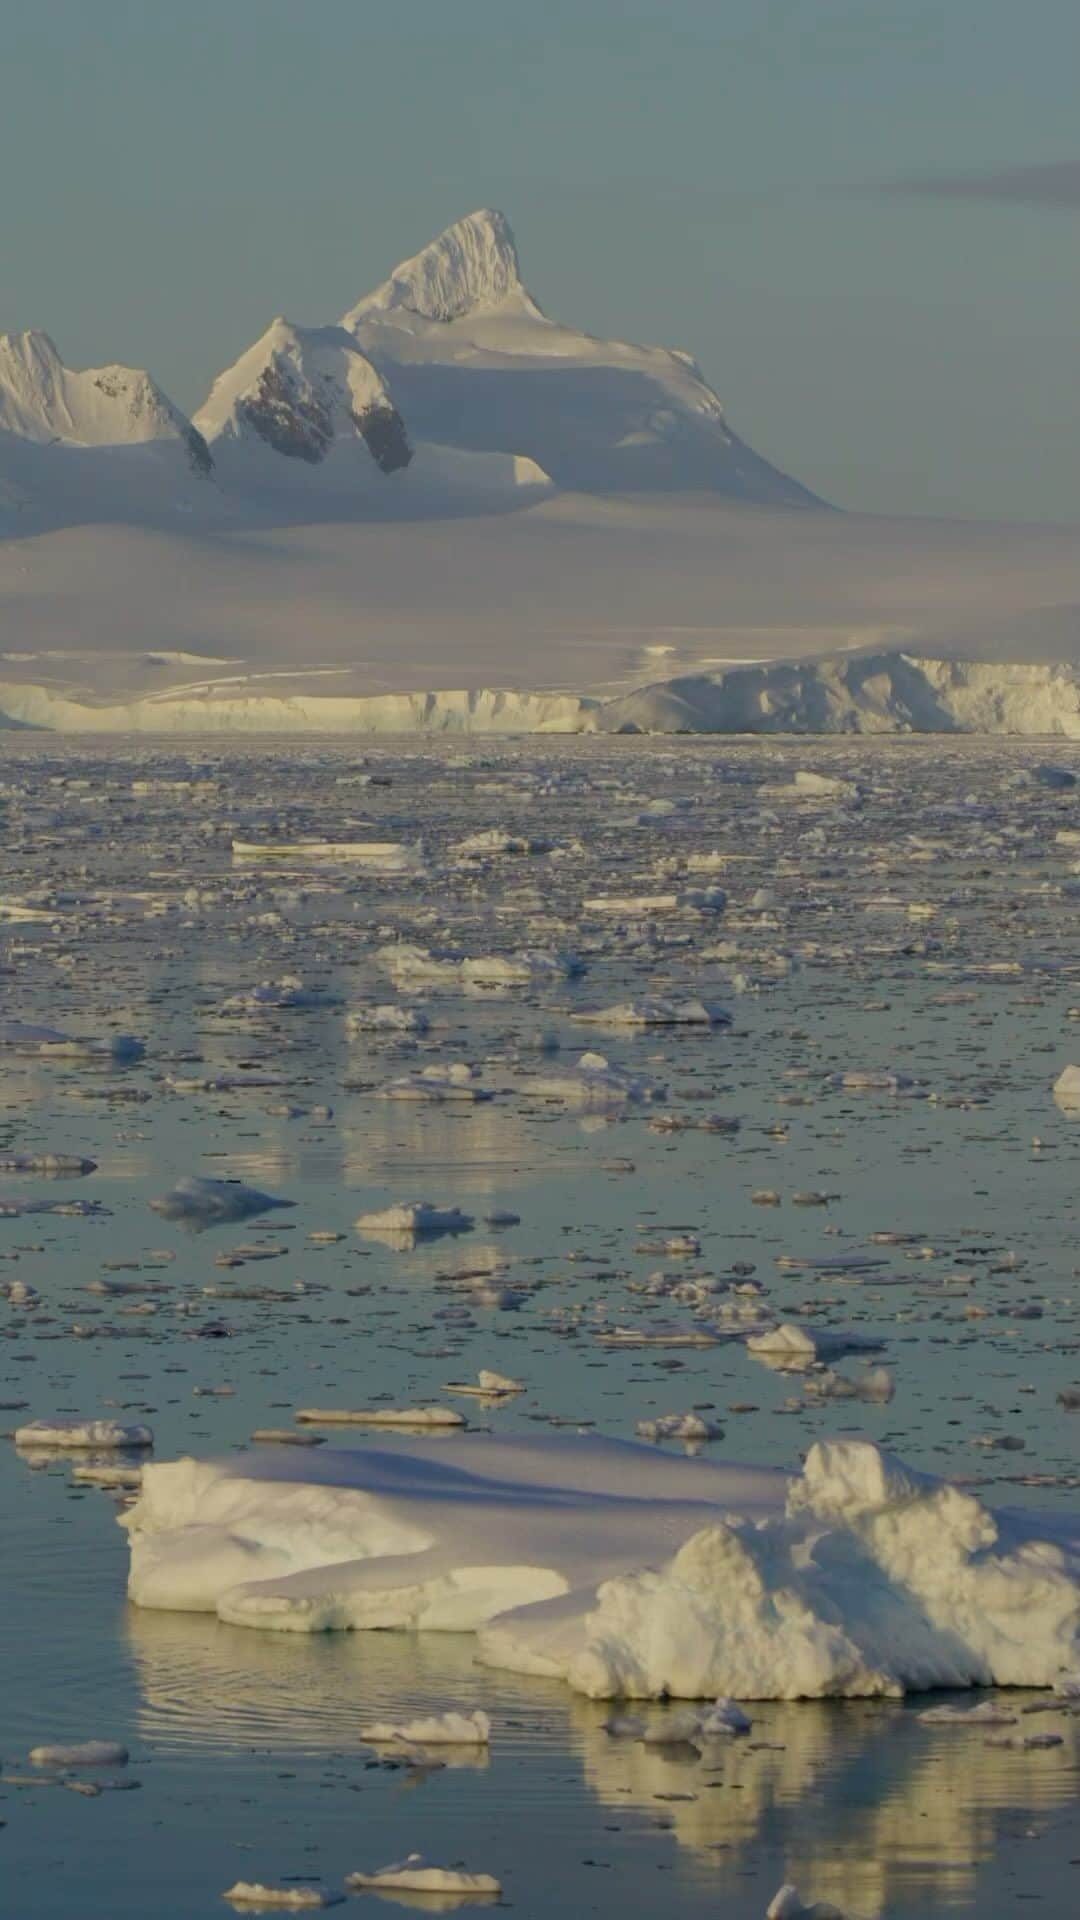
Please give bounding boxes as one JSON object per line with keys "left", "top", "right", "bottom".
{"left": 128, "top": 1606, "right": 1080, "bottom": 1917}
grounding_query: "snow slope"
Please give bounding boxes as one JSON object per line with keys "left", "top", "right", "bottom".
{"left": 121, "top": 1434, "right": 1080, "bottom": 1700}
{"left": 344, "top": 210, "right": 818, "bottom": 503}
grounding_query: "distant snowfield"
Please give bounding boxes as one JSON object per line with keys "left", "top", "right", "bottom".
{"left": 2, "top": 495, "right": 1080, "bottom": 733}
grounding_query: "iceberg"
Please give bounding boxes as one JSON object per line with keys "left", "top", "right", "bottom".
{"left": 119, "top": 1434, "right": 1080, "bottom": 1701}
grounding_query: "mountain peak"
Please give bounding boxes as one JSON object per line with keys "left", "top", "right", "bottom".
{"left": 346, "top": 209, "right": 541, "bottom": 326}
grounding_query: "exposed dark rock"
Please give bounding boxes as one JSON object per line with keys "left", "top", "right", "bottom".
{"left": 353, "top": 402, "right": 412, "bottom": 473}
{"left": 239, "top": 364, "right": 333, "bottom": 464}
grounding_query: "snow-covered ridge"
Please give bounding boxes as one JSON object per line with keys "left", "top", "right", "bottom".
{"left": 0, "top": 329, "right": 210, "bottom": 471}
{"left": 10, "top": 649, "right": 1080, "bottom": 735}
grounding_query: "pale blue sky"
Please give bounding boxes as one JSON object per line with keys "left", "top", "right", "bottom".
{"left": 3, "top": 0, "right": 1079, "bottom": 519}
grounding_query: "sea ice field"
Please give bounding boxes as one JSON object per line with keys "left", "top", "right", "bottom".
{"left": 2, "top": 732, "right": 1080, "bottom": 1919}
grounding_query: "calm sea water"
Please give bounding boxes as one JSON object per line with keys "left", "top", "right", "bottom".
{"left": 2, "top": 735, "right": 1079, "bottom": 1917}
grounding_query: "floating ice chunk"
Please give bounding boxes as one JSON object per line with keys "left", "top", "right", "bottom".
{"left": 360, "top": 1709, "right": 490, "bottom": 1746}
{"left": 477, "top": 1370, "right": 523, "bottom": 1394}
{"left": 15, "top": 1418, "right": 153, "bottom": 1450}
{"left": 746, "top": 1324, "right": 885, "bottom": 1370}
{"left": 30, "top": 1740, "right": 128, "bottom": 1767}
{"left": 451, "top": 829, "right": 552, "bottom": 856}
{"left": 150, "top": 1177, "right": 295, "bottom": 1228}
{"left": 1052, "top": 1064, "right": 1080, "bottom": 1113}
{"left": 294, "top": 1406, "right": 465, "bottom": 1428}
{"left": 382, "top": 1064, "right": 493, "bottom": 1103}
{"left": 345, "top": 1004, "right": 430, "bottom": 1035}
{"left": 223, "top": 1886, "right": 340, "bottom": 1909}
{"left": 571, "top": 998, "right": 732, "bottom": 1028}
{"left": 0, "top": 1154, "right": 96, "bottom": 1176}
{"left": 382, "top": 943, "right": 581, "bottom": 991}
{"left": 232, "top": 838, "right": 419, "bottom": 871}
{"left": 355, "top": 1202, "right": 474, "bottom": 1244}
{"left": 698, "top": 1698, "right": 752, "bottom": 1737}
{"left": 636, "top": 1414, "right": 723, "bottom": 1442}
{"left": 826, "top": 1070, "right": 914, "bottom": 1094}
{"left": 526, "top": 1051, "right": 666, "bottom": 1107}
{"left": 766, "top": 1886, "right": 844, "bottom": 1920}
{"left": 120, "top": 1435, "right": 1080, "bottom": 1700}
{"left": 0, "top": 1020, "right": 144, "bottom": 1062}
{"left": 222, "top": 977, "right": 343, "bottom": 1012}
{"left": 345, "top": 1857, "right": 501, "bottom": 1898}
{"left": 71, "top": 1462, "right": 144, "bottom": 1487}
{"left": 918, "top": 1701, "right": 1019, "bottom": 1726}
{"left": 803, "top": 1367, "right": 895, "bottom": 1404}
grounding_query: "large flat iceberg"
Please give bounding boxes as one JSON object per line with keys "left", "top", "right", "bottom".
{"left": 119, "top": 1434, "right": 1080, "bottom": 1701}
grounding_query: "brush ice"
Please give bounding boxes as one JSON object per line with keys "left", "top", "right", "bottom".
{"left": 119, "top": 1435, "right": 1080, "bottom": 1701}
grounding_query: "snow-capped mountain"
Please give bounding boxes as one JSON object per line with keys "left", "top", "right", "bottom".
{"left": 0, "top": 208, "right": 816, "bottom": 534}
{"left": 193, "top": 312, "right": 550, "bottom": 509}
{"left": 193, "top": 319, "right": 411, "bottom": 473}
{"left": 0, "top": 330, "right": 210, "bottom": 467}
{"left": 0, "top": 330, "right": 214, "bottom": 531}
{"left": 343, "top": 210, "right": 818, "bottom": 503}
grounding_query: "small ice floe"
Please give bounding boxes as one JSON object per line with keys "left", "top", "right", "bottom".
{"left": 1052, "top": 1064, "right": 1080, "bottom": 1114}
{"left": 0, "top": 1021, "right": 144, "bottom": 1063}
{"left": 382, "top": 942, "right": 580, "bottom": 991}
{"left": 0, "top": 1154, "right": 96, "bottom": 1177}
{"left": 71, "top": 1462, "right": 144, "bottom": 1488}
{"left": 526, "top": 1051, "right": 666, "bottom": 1108}
{"left": 150, "top": 1177, "right": 295, "bottom": 1228}
{"left": 451, "top": 829, "right": 551, "bottom": 858}
{"left": 232, "top": 837, "right": 417, "bottom": 871}
{"left": 985, "top": 1731, "right": 1065, "bottom": 1750}
{"left": 345, "top": 1004, "right": 430, "bottom": 1035}
{"left": 14, "top": 1418, "right": 153, "bottom": 1450}
{"left": 222, "top": 978, "right": 343, "bottom": 1013}
{"left": 164, "top": 1073, "right": 288, "bottom": 1094}
{"left": 918, "top": 1701, "right": 1019, "bottom": 1727}
{"left": 251, "top": 1431, "right": 327, "bottom": 1447}
{"left": 360, "top": 1710, "right": 491, "bottom": 1746}
{"left": 638, "top": 1700, "right": 751, "bottom": 1745}
{"left": 444, "top": 1371, "right": 524, "bottom": 1397}
{"left": 30, "top": 1740, "right": 128, "bottom": 1767}
{"left": 803, "top": 1367, "right": 895, "bottom": 1404}
{"left": 570, "top": 997, "right": 732, "bottom": 1028}
{"left": 636, "top": 1413, "right": 723, "bottom": 1443}
{"left": 746, "top": 1324, "right": 885, "bottom": 1370}
{"left": 222, "top": 1885, "right": 341, "bottom": 1909}
{"left": 355, "top": 1202, "right": 474, "bottom": 1246}
{"left": 825, "top": 1070, "right": 913, "bottom": 1094}
{"left": 381, "top": 1064, "right": 493, "bottom": 1103}
{"left": 1057, "top": 1389, "right": 1080, "bottom": 1410}
{"left": 294, "top": 1406, "right": 465, "bottom": 1429}
{"left": 345, "top": 1857, "right": 501, "bottom": 1899}
{"left": 766, "top": 1885, "right": 845, "bottom": 1920}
